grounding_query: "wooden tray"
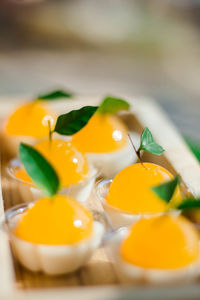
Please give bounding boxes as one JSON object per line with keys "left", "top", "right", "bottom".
{"left": 1, "top": 95, "right": 200, "bottom": 300}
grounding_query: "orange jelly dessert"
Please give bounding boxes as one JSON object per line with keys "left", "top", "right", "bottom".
{"left": 15, "top": 139, "right": 89, "bottom": 187}
{"left": 106, "top": 162, "right": 181, "bottom": 214}
{"left": 15, "top": 195, "right": 93, "bottom": 245}
{"left": 121, "top": 215, "right": 199, "bottom": 269}
{"left": 71, "top": 113, "right": 127, "bottom": 153}
{"left": 5, "top": 101, "right": 54, "bottom": 138}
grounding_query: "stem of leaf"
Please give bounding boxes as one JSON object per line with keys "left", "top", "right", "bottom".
{"left": 128, "top": 134, "right": 146, "bottom": 169}
{"left": 48, "top": 120, "right": 53, "bottom": 145}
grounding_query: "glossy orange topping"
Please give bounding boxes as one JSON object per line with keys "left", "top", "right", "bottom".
{"left": 121, "top": 215, "right": 199, "bottom": 269}
{"left": 15, "top": 195, "right": 93, "bottom": 245}
{"left": 106, "top": 163, "right": 181, "bottom": 214}
{"left": 15, "top": 168, "right": 32, "bottom": 184}
{"left": 5, "top": 101, "right": 55, "bottom": 138}
{"left": 15, "top": 139, "right": 89, "bottom": 187}
{"left": 71, "top": 113, "right": 127, "bottom": 153}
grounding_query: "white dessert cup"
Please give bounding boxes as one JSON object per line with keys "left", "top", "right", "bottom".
{"left": 5, "top": 203, "right": 104, "bottom": 275}
{"left": 85, "top": 132, "right": 140, "bottom": 178}
{"left": 106, "top": 227, "right": 200, "bottom": 285}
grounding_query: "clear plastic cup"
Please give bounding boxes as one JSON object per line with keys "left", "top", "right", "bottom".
{"left": 96, "top": 179, "right": 180, "bottom": 229}
{"left": 7, "top": 158, "right": 98, "bottom": 203}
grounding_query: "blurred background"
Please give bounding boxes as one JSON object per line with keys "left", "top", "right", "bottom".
{"left": 0, "top": 0, "right": 200, "bottom": 154}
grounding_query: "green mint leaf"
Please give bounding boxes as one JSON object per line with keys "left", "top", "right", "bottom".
{"left": 54, "top": 96, "right": 129, "bottom": 136}
{"left": 97, "top": 96, "right": 130, "bottom": 114}
{"left": 139, "top": 127, "right": 164, "bottom": 156}
{"left": 151, "top": 176, "right": 180, "bottom": 203}
{"left": 178, "top": 198, "right": 200, "bottom": 210}
{"left": 36, "top": 89, "right": 73, "bottom": 101}
{"left": 19, "top": 143, "right": 60, "bottom": 197}
{"left": 54, "top": 106, "right": 98, "bottom": 135}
